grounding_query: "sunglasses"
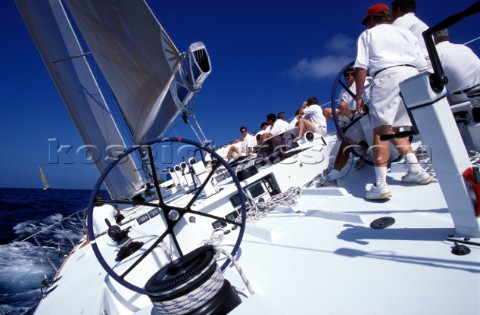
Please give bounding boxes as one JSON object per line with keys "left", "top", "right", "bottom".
{"left": 344, "top": 73, "right": 354, "bottom": 77}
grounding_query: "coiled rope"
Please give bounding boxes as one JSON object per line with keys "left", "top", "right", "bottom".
{"left": 153, "top": 244, "right": 255, "bottom": 315}
{"left": 151, "top": 260, "right": 224, "bottom": 315}
{"left": 158, "top": 186, "right": 304, "bottom": 314}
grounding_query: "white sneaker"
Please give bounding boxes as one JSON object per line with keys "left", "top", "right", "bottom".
{"left": 366, "top": 184, "right": 392, "bottom": 200}
{"left": 401, "top": 169, "right": 432, "bottom": 185}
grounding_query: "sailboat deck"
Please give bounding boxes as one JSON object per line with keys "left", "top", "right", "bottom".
{"left": 222, "top": 162, "right": 480, "bottom": 314}
{"left": 32, "top": 147, "right": 480, "bottom": 315}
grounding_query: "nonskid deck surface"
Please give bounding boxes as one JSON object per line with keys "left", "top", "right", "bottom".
{"left": 222, "top": 162, "right": 480, "bottom": 315}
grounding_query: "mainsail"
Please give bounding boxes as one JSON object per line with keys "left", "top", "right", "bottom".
{"left": 63, "top": 0, "right": 183, "bottom": 143}
{"left": 17, "top": 0, "right": 144, "bottom": 199}
{"left": 38, "top": 166, "right": 50, "bottom": 190}
{"left": 17, "top": 0, "right": 212, "bottom": 198}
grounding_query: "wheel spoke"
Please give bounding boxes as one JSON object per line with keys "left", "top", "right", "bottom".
{"left": 120, "top": 229, "right": 170, "bottom": 279}
{"left": 185, "top": 162, "right": 221, "bottom": 209}
{"left": 147, "top": 145, "right": 165, "bottom": 205}
{"left": 86, "top": 137, "right": 247, "bottom": 294}
{"left": 338, "top": 79, "right": 355, "bottom": 98}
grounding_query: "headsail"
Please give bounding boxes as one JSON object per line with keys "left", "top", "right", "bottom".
{"left": 63, "top": 0, "right": 183, "bottom": 143}
{"left": 38, "top": 166, "right": 50, "bottom": 190}
{"left": 17, "top": 0, "right": 144, "bottom": 199}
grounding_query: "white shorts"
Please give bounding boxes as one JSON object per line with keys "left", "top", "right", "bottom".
{"left": 315, "top": 126, "right": 327, "bottom": 135}
{"left": 370, "top": 66, "right": 418, "bottom": 128}
{"left": 345, "top": 119, "right": 365, "bottom": 144}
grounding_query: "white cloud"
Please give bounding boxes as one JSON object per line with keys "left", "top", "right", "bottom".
{"left": 288, "top": 55, "right": 353, "bottom": 80}
{"left": 325, "top": 34, "right": 355, "bottom": 52}
{"left": 287, "top": 33, "right": 356, "bottom": 80}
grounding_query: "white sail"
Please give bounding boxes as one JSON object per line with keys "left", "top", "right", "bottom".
{"left": 38, "top": 166, "right": 50, "bottom": 190}
{"left": 63, "top": 0, "right": 183, "bottom": 143}
{"left": 17, "top": 0, "right": 144, "bottom": 199}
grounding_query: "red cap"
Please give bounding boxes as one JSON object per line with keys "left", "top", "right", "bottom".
{"left": 362, "top": 4, "right": 389, "bottom": 25}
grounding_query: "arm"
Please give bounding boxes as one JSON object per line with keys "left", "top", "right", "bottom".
{"left": 353, "top": 31, "right": 369, "bottom": 116}
{"left": 115, "top": 206, "right": 124, "bottom": 223}
{"left": 354, "top": 68, "right": 368, "bottom": 116}
{"left": 338, "top": 100, "right": 353, "bottom": 119}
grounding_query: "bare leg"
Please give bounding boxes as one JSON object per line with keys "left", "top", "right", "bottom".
{"left": 372, "top": 125, "right": 391, "bottom": 167}
{"left": 296, "top": 119, "right": 306, "bottom": 139}
{"left": 338, "top": 102, "right": 354, "bottom": 119}
{"left": 322, "top": 108, "right": 335, "bottom": 120}
{"left": 333, "top": 137, "right": 358, "bottom": 171}
{"left": 226, "top": 146, "right": 242, "bottom": 160}
{"left": 296, "top": 118, "right": 317, "bottom": 139}
{"left": 390, "top": 127, "right": 413, "bottom": 156}
{"left": 258, "top": 133, "right": 272, "bottom": 145}
{"left": 226, "top": 146, "right": 235, "bottom": 160}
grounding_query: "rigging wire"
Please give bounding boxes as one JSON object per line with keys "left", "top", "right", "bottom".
{"left": 464, "top": 35, "right": 480, "bottom": 45}
{"left": 320, "top": 99, "right": 338, "bottom": 108}
{"left": 188, "top": 112, "right": 210, "bottom": 144}
{"left": 179, "top": 93, "right": 210, "bottom": 145}
{"left": 187, "top": 118, "right": 204, "bottom": 143}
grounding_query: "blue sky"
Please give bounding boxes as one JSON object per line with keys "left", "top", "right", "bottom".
{"left": 1, "top": 0, "right": 479, "bottom": 189}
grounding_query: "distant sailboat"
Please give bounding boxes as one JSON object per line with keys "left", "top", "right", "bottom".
{"left": 38, "top": 166, "right": 50, "bottom": 190}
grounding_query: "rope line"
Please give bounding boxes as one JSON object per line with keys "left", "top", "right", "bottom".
{"left": 151, "top": 262, "right": 224, "bottom": 314}
{"left": 215, "top": 247, "right": 255, "bottom": 295}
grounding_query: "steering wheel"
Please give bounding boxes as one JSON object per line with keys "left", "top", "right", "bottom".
{"left": 331, "top": 62, "right": 402, "bottom": 166}
{"left": 330, "top": 61, "right": 370, "bottom": 161}
{"left": 85, "top": 137, "right": 247, "bottom": 294}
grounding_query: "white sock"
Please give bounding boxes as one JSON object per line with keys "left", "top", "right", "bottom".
{"left": 375, "top": 167, "right": 387, "bottom": 186}
{"left": 406, "top": 152, "right": 421, "bottom": 172}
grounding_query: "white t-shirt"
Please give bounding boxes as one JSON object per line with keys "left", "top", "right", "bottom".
{"left": 257, "top": 126, "right": 271, "bottom": 135}
{"left": 270, "top": 119, "right": 290, "bottom": 136}
{"left": 92, "top": 204, "right": 117, "bottom": 234}
{"left": 340, "top": 78, "right": 373, "bottom": 110}
{"left": 288, "top": 117, "right": 299, "bottom": 130}
{"left": 436, "top": 41, "right": 480, "bottom": 93}
{"left": 354, "top": 24, "right": 428, "bottom": 75}
{"left": 393, "top": 12, "right": 430, "bottom": 65}
{"left": 303, "top": 104, "right": 326, "bottom": 129}
{"left": 241, "top": 133, "right": 256, "bottom": 153}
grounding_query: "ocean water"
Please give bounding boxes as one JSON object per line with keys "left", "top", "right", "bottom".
{"left": 0, "top": 188, "right": 94, "bottom": 315}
